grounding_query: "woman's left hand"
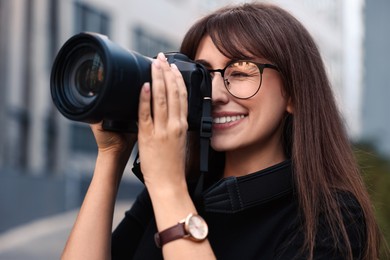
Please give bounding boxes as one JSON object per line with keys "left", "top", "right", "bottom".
{"left": 137, "top": 52, "right": 188, "bottom": 191}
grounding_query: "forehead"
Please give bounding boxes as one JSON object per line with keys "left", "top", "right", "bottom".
{"left": 195, "top": 36, "right": 227, "bottom": 60}
{"left": 195, "top": 36, "right": 270, "bottom": 68}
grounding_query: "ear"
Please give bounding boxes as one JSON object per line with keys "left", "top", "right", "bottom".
{"left": 286, "top": 97, "right": 294, "bottom": 114}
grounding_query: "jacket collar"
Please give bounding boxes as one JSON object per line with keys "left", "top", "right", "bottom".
{"left": 202, "top": 160, "right": 293, "bottom": 213}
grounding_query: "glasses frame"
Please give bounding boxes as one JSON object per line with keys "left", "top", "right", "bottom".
{"left": 208, "top": 60, "right": 279, "bottom": 99}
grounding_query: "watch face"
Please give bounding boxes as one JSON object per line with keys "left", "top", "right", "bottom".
{"left": 186, "top": 214, "right": 208, "bottom": 240}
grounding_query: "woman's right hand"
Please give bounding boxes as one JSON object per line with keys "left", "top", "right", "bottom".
{"left": 90, "top": 122, "right": 137, "bottom": 159}
{"left": 62, "top": 123, "right": 137, "bottom": 260}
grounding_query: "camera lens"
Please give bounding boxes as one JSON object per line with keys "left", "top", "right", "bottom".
{"left": 53, "top": 33, "right": 196, "bottom": 130}
{"left": 65, "top": 49, "right": 104, "bottom": 108}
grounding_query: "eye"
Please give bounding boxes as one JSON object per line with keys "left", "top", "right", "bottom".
{"left": 229, "top": 71, "right": 251, "bottom": 78}
{"left": 227, "top": 62, "right": 259, "bottom": 77}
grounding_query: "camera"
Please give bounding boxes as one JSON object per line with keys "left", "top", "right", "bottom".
{"left": 50, "top": 32, "right": 212, "bottom": 132}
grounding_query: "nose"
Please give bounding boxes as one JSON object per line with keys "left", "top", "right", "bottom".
{"left": 211, "top": 74, "right": 229, "bottom": 105}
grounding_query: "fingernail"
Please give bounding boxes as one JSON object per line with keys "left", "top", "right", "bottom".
{"left": 158, "top": 52, "right": 167, "bottom": 61}
{"left": 143, "top": 82, "right": 151, "bottom": 93}
{"left": 170, "top": 63, "right": 178, "bottom": 70}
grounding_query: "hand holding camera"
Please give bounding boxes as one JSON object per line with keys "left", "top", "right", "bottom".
{"left": 137, "top": 52, "right": 188, "bottom": 189}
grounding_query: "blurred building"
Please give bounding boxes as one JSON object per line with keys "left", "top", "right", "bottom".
{"left": 0, "top": 0, "right": 238, "bottom": 232}
{"left": 0, "top": 0, "right": 387, "bottom": 232}
{"left": 361, "top": 0, "right": 390, "bottom": 156}
{"left": 0, "top": 0, "right": 221, "bottom": 178}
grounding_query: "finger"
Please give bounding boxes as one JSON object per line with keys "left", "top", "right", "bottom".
{"left": 154, "top": 52, "right": 183, "bottom": 128}
{"left": 151, "top": 54, "right": 169, "bottom": 128}
{"left": 164, "top": 63, "right": 181, "bottom": 124}
{"left": 138, "top": 82, "right": 153, "bottom": 134}
{"left": 90, "top": 122, "right": 101, "bottom": 131}
{"left": 171, "top": 63, "right": 188, "bottom": 128}
{"left": 90, "top": 121, "right": 105, "bottom": 134}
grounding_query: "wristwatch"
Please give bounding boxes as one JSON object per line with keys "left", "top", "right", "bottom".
{"left": 154, "top": 213, "right": 208, "bottom": 248}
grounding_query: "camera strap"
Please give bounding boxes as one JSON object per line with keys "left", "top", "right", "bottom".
{"left": 194, "top": 67, "right": 213, "bottom": 209}
{"left": 199, "top": 97, "right": 212, "bottom": 173}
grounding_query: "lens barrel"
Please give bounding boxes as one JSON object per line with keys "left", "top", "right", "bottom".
{"left": 51, "top": 32, "right": 209, "bottom": 132}
{"left": 51, "top": 32, "right": 152, "bottom": 131}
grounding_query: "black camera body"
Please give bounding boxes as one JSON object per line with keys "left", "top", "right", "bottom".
{"left": 50, "top": 32, "right": 211, "bottom": 132}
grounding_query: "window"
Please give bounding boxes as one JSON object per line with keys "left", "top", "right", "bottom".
{"left": 74, "top": 2, "right": 111, "bottom": 35}
{"left": 133, "top": 26, "right": 177, "bottom": 57}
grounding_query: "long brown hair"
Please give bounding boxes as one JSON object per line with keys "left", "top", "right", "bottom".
{"left": 181, "top": 3, "right": 381, "bottom": 259}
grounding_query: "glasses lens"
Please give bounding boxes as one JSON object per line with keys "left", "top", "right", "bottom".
{"left": 224, "top": 61, "right": 261, "bottom": 99}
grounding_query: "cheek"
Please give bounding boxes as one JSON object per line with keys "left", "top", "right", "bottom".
{"left": 251, "top": 85, "right": 288, "bottom": 118}
{"left": 248, "top": 88, "right": 289, "bottom": 132}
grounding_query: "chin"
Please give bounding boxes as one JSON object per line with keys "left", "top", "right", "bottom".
{"left": 210, "top": 139, "right": 236, "bottom": 152}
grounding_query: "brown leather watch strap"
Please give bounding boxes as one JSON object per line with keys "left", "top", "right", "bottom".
{"left": 154, "top": 222, "right": 186, "bottom": 248}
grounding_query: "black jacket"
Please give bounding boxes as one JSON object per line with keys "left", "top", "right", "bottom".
{"left": 111, "top": 160, "right": 366, "bottom": 259}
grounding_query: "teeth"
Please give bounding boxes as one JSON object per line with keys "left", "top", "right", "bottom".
{"left": 213, "top": 115, "right": 245, "bottom": 124}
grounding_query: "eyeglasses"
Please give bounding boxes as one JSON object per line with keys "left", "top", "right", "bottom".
{"left": 208, "top": 60, "right": 279, "bottom": 99}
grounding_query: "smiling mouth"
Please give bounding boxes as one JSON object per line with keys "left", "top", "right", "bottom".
{"left": 213, "top": 115, "right": 246, "bottom": 124}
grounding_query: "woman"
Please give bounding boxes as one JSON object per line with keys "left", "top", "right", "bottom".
{"left": 61, "top": 3, "right": 381, "bottom": 260}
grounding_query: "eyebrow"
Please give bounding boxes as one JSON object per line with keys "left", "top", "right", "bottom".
{"left": 195, "top": 59, "right": 212, "bottom": 68}
{"left": 195, "top": 59, "right": 235, "bottom": 70}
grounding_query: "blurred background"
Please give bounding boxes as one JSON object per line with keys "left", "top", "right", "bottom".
{"left": 0, "top": 0, "right": 389, "bottom": 259}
